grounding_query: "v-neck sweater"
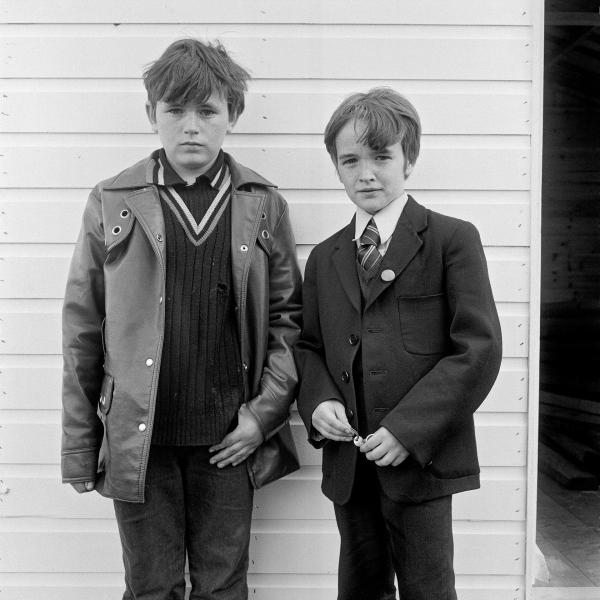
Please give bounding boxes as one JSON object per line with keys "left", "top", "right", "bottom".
{"left": 151, "top": 149, "right": 244, "bottom": 446}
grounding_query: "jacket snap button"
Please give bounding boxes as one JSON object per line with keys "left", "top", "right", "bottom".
{"left": 145, "top": 358, "right": 153, "bottom": 367}
{"left": 156, "top": 233, "right": 163, "bottom": 242}
{"left": 159, "top": 296, "right": 163, "bottom": 304}
{"left": 112, "top": 225, "right": 121, "bottom": 235}
{"left": 341, "top": 370, "right": 350, "bottom": 383}
{"left": 242, "top": 362, "right": 248, "bottom": 371}
{"left": 120, "top": 209, "right": 129, "bottom": 219}
{"left": 261, "top": 230, "right": 270, "bottom": 239}
{"left": 138, "top": 423, "right": 147, "bottom": 432}
{"left": 348, "top": 334, "right": 359, "bottom": 345}
{"left": 240, "top": 244, "right": 248, "bottom": 252}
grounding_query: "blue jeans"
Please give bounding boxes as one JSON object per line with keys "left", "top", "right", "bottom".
{"left": 113, "top": 445, "right": 254, "bottom": 600}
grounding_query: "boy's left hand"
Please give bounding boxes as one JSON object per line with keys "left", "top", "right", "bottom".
{"left": 209, "top": 407, "right": 263, "bottom": 468}
{"left": 360, "top": 427, "right": 409, "bottom": 467}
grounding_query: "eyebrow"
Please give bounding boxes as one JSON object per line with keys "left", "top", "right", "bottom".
{"left": 161, "top": 98, "right": 220, "bottom": 109}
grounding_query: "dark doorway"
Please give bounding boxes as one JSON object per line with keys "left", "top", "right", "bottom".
{"left": 536, "top": 0, "right": 600, "bottom": 591}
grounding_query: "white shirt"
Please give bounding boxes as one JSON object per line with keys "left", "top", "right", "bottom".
{"left": 353, "top": 193, "right": 409, "bottom": 256}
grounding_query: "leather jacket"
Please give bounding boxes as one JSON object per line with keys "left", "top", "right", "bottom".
{"left": 61, "top": 153, "right": 302, "bottom": 502}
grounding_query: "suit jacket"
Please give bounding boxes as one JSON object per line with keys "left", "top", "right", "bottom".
{"left": 295, "top": 196, "right": 502, "bottom": 504}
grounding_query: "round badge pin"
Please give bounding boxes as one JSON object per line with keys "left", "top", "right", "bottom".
{"left": 381, "top": 269, "right": 395, "bottom": 282}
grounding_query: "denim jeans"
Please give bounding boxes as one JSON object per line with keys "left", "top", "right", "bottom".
{"left": 334, "top": 455, "right": 457, "bottom": 600}
{"left": 113, "top": 445, "right": 254, "bottom": 600}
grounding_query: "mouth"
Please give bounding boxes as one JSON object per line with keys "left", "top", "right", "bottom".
{"left": 180, "top": 142, "right": 204, "bottom": 147}
{"left": 357, "top": 188, "right": 381, "bottom": 193}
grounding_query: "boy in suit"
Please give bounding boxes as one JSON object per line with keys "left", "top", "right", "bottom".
{"left": 295, "top": 88, "right": 502, "bottom": 600}
{"left": 61, "top": 39, "right": 301, "bottom": 599}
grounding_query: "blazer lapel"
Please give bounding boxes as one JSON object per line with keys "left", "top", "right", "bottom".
{"left": 331, "top": 220, "right": 361, "bottom": 313}
{"left": 364, "top": 196, "right": 427, "bottom": 311}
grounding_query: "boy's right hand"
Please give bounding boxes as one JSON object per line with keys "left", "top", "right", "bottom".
{"left": 312, "top": 400, "right": 355, "bottom": 442}
{"left": 71, "top": 481, "right": 95, "bottom": 493}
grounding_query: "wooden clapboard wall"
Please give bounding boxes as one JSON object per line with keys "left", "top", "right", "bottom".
{"left": 0, "top": 2, "right": 542, "bottom": 599}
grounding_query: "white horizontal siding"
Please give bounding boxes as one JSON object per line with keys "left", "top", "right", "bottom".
{"left": 0, "top": 191, "right": 532, "bottom": 246}
{"left": 2, "top": 32, "right": 531, "bottom": 80}
{"left": 0, "top": 361, "right": 529, "bottom": 413}
{"left": 1, "top": 90, "right": 532, "bottom": 134}
{"left": 0, "top": 525, "right": 524, "bottom": 574}
{"left": 1, "top": 0, "right": 532, "bottom": 25}
{"left": 0, "top": 578, "right": 525, "bottom": 600}
{"left": 1, "top": 144, "right": 532, "bottom": 190}
{"left": 0, "top": 307, "right": 530, "bottom": 357}
{"left": 0, "top": 2, "right": 540, "bottom": 598}
{"left": 0, "top": 248, "right": 531, "bottom": 301}
{"left": 1, "top": 467, "right": 526, "bottom": 521}
{"left": 0, "top": 417, "right": 528, "bottom": 467}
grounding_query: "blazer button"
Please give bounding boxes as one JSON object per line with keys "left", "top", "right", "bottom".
{"left": 346, "top": 409, "right": 354, "bottom": 419}
{"left": 341, "top": 370, "right": 350, "bottom": 383}
{"left": 348, "top": 334, "right": 359, "bottom": 346}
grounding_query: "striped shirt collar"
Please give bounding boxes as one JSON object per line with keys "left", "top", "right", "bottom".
{"left": 150, "top": 148, "right": 226, "bottom": 189}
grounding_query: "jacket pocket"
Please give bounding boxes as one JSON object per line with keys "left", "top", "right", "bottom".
{"left": 98, "top": 374, "right": 114, "bottom": 416}
{"left": 97, "top": 374, "right": 114, "bottom": 472}
{"left": 397, "top": 293, "right": 448, "bottom": 355}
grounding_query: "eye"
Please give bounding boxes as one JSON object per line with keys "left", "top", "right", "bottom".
{"left": 375, "top": 154, "right": 391, "bottom": 161}
{"left": 167, "top": 106, "right": 182, "bottom": 115}
{"left": 341, "top": 158, "right": 357, "bottom": 166}
{"left": 199, "top": 108, "right": 217, "bottom": 117}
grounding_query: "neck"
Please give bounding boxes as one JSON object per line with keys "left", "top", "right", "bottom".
{"left": 169, "top": 153, "right": 220, "bottom": 185}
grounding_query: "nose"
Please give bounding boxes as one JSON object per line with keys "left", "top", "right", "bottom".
{"left": 358, "top": 166, "right": 376, "bottom": 183}
{"left": 183, "top": 110, "right": 201, "bottom": 134}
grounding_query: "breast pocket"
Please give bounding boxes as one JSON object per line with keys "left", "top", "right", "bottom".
{"left": 397, "top": 293, "right": 448, "bottom": 355}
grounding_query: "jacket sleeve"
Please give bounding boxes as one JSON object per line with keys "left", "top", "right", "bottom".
{"left": 294, "top": 247, "right": 345, "bottom": 446}
{"left": 61, "top": 187, "right": 106, "bottom": 483}
{"left": 245, "top": 199, "right": 303, "bottom": 438}
{"left": 380, "top": 221, "right": 502, "bottom": 467}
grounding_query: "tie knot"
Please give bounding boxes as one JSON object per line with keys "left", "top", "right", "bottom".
{"left": 357, "top": 218, "right": 382, "bottom": 272}
{"left": 360, "top": 218, "right": 380, "bottom": 247}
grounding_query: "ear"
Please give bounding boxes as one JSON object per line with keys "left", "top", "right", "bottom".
{"left": 145, "top": 101, "right": 158, "bottom": 133}
{"left": 332, "top": 157, "right": 342, "bottom": 182}
{"left": 404, "top": 162, "right": 413, "bottom": 179}
{"left": 227, "top": 114, "right": 239, "bottom": 134}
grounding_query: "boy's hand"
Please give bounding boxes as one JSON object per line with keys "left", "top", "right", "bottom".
{"left": 360, "top": 427, "right": 409, "bottom": 467}
{"left": 312, "top": 400, "right": 355, "bottom": 442}
{"left": 71, "top": 481, "right": 95, "bottom": 493}
{"left": 209, "top": 407, "right": 263, "bottom": 468}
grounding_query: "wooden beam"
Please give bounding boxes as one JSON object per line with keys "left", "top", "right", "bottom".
{"left": 546, "top": 12, "right": 600, "bottom": 26}
{"left": 541, "top": 428, "right": 600, "bottom": 474}
{"left": 538, "top": 443, "right": 599, "bottom": 489}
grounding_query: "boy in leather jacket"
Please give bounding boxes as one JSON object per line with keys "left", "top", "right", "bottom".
{"left": 61, "top": 38, "right": 302, "bottom": 599}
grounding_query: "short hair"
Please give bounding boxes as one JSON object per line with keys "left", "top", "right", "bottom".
{"left": 143, "top": 38, "right": 251, "bottom": 121}
{"left": 324, "top": 87, "right": 421, "bottom": 167}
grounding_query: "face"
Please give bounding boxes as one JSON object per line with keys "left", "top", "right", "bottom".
{"left": 334, "top": 119, "right": 412, "bottom": 214}
{"left": 146, "top": 92, "right": 235, "bottom": 181}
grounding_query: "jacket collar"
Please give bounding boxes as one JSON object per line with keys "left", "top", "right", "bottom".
{"left": 332, "top": 195, "right": 428, "bottom": 312}
{"left": 103, "top": 151, "right": 276, "bottom": 192}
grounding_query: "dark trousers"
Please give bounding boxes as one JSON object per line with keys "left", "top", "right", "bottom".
{"left": 334, "top": 455, "right": 457, "bottom": 600}
{"left": 113, "top": 445, "right": 254, "bottom": 600}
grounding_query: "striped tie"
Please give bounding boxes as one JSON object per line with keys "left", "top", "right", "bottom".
{"left": 357, "top": 218, "right": 383, "bottom": 272}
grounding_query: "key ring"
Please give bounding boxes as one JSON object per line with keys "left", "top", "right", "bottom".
{"left": 353, "top": 433, "right": 373, "bottom": 447}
